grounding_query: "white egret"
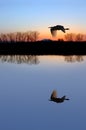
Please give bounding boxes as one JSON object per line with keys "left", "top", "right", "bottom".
{"left": 49, "top": 25, "right": 69, "bottom": 37}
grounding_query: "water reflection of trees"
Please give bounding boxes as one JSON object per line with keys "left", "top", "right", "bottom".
{"left": 64, "top": 55, "right": 83, "bottom": 62}
{"left": 0, "top": 55, "right": 84, "bottom": 64}
{"left": 0, "top": 55, "right": 39, "bottom": 65}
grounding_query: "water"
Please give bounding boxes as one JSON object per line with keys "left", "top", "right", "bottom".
{"left": 0, "top": 55, "right": 86, "bottom": 130}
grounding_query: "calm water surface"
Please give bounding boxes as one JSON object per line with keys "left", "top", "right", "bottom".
{"left": 0, "top": 55, "right": 86, "bottom": 130}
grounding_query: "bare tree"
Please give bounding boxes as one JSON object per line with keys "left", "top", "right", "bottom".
{"left": 75, "top": 33, "right": 84, "bottom": 41}
{"left": 32, "top": 31, "right": 39, "bottom": 42}
{"left": 65, "top": 33, "right": 85, "bottom": 41}
{"left": 65, "top": 33, "right": 75, "bottom": 41}
{"left": 0, "top": 31, "right": 40, "bottom": 42}
{"left": 27, "top": 31, "right": 39, "bottom": 42}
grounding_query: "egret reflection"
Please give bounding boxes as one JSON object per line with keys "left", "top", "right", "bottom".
{"left": 49, "top": 90, "right": 69, "bottom": 103}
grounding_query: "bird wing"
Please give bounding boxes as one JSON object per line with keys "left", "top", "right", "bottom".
{"left": 51, "top": 90, "right": 57, "bottom": 98}
{"left": 50, "top": 29, "right": 57, "bottom": 37}
{"left": 60, "top": 27, "right": 65, "bottom": 33}
{"left": 61, "top": 29, "right": 65, "bottom": 33}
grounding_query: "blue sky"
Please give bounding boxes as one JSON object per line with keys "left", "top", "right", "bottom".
{"left": 0, "top": 0, "right": 86, "bottom": 39}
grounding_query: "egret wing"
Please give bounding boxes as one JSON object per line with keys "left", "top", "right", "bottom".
{"left": 50, "top": 29, "right": 57, "bottom": 37}
{"left": 60, "top": 26, "right": 65, "bottom": 33}
{"left": 51, "top": 90, "right": 57, "bottom": 99}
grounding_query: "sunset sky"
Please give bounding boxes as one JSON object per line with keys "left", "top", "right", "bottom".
{"left": 0, "top": 0, "right": 86, "bottom": 40}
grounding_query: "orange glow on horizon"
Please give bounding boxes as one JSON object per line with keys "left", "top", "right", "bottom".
{"left": 0, "top": 25, "right": 86, "bottom": 41}
{"left": 38, "top": 31, "right": 65, "bottom": 40}
{"left": 37, "top": 24, "right": 86, "bottom": 41}
{"left": 38, "top": 26, "right": 86, "bottom": 41}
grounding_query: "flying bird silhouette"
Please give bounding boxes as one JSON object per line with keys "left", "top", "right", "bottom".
{"left": 49, "top": 90, "right": 69, "bottom": 103}
{"left": 48, "top": 25, "right": 69, "bottom": 37}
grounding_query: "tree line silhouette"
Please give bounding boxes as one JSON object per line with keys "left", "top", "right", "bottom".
{"left": 0, "top": 31, "right": 39, "bottom": 42}
{"left": 0, "top": 31, "right": 85, "bottom": 42}
{"left": 65, "top": 33, "right": 85, "bottom": 41}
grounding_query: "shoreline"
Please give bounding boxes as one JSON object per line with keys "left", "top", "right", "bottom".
{"left": 0, "top": 41, "right": 86, "bottom": 55}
